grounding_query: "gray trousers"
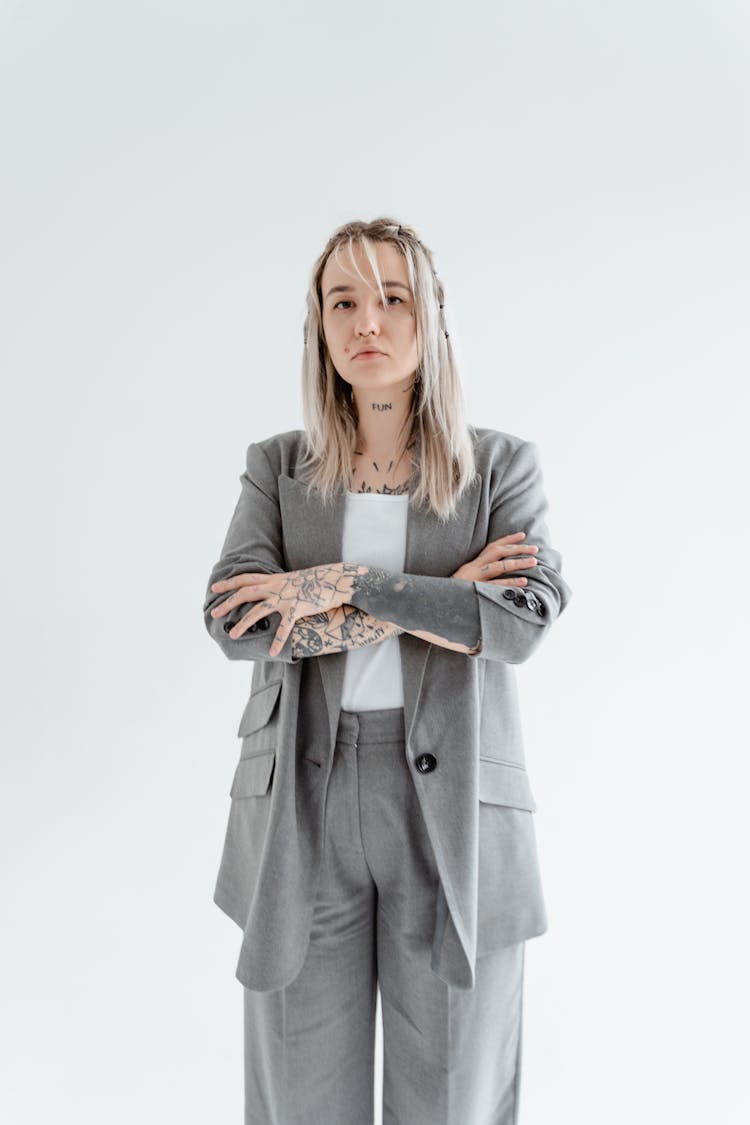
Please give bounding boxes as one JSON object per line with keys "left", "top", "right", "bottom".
{"left": 243, "top": 706, "right": 526, "bottom": 1125}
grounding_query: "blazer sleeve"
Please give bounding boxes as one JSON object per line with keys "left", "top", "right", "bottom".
{"left": 470, "top": 438, "right": 572, "bottom": 663}
{"left": 347, "top": 439, "right": 572, "bottom": 664}
{"left": 202, "top": 441, "right": 302, "bottom": 664}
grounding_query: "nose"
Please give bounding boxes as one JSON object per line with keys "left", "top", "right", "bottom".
{"left": 354, "top": 298, "right": 383, "bottom": 338}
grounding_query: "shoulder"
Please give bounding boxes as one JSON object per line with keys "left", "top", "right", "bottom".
{"left": 468, "top": 424, "right": 535, "bottom": 473}
{"left": 253, "top": 429, "right": 304, "bottom": 459}
{"left": 466, "top": 426, "right": 548, "bottom": 507}
{"left": 244, "top": 429, "right": 306, "bottom": 480}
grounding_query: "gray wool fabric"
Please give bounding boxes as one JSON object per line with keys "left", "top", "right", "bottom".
{"left": 242, "top": 705, "right": 527, "bottom": 1125}
{"left": 202, "top": 425, "right": 572, "bottom": 996}
{"left": 347, "top": 564, "right": 483, "bottom": 650}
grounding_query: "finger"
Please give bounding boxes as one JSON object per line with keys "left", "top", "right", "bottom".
{"left": 475, "top": 540, "right": 534, "bottom": 565}
{"left": 228, "top": 611, "right": 257, "bottom": 639}
{"left": 210, "top": 587, "right": 263, "bottom": 618}
{"left": 482, "top": 558, "right": 536, "bottom": 582}
{"left": 269, "top": 628, "right": 288, "bottom": 657}
{"left": 227, "top": 597, "right": 275, "bottom": 638}
{"left": 478, "top": 535, "right": 524, "bottom": 559}
{"left": 211, "top": 573, "right": 267, "bottom": 593}
{"left": 490, "top": 552, "right": 538, "bottom": 568}
{"left": 210, "top": 595, "right": 238, "bottom": 619}
{"left": 490, "top": 532, "right": 526, "bottom": 545}
{"left": 497, "top": 544, "right": 539, "bottom": 555}
{"left": 504, "top": 557, "right": 538, "bottom": 570}
{"left": 211, "top": 580, "right": 233, "bottom": 592}
{"left": 487, "top": 578, "right": 527, "bottom": 587}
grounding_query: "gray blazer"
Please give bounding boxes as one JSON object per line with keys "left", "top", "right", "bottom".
{"left": 203, "top": 426, "right": 572, "bottom": 992}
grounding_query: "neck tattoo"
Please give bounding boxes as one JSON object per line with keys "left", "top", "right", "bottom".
{"left": 351, "top": 437, "right": 417, "bottom": 496}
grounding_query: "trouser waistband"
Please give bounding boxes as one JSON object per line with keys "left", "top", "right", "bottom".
{"left": 335, "top": 707, "right": 406, "bottom": 747}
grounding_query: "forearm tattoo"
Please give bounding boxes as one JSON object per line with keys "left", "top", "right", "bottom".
{"left": 290, "top": 605, "right": 404, "bottom": 658}
{"left": 268, "top": 563, "right": 365, "bottom": 624}
{"left": 348, "top": 566, "right": 482, "bottom": 651}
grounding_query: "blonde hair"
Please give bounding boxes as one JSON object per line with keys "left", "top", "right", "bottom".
{"left": 298, "top": 217, "right": 478, "bottom": 522}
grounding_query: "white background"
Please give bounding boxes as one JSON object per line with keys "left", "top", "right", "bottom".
{"left": 2, "top": 1, "right": 748, "bottom": 1122}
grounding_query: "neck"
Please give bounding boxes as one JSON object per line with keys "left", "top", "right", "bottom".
{"left": 352, "top": 374, "right": 416, "bottom": 461}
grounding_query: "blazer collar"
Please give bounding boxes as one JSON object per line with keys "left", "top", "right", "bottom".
{"left": 278, "top": 456, "right": 482, "bottom": 752}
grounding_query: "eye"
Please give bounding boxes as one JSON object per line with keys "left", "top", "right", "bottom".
{"left": 333, "top": 294, "right": 404, "bottom": 310}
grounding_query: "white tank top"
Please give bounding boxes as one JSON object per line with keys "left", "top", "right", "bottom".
{"left": 340, "top": 491, "right": 410, "bottom": 712}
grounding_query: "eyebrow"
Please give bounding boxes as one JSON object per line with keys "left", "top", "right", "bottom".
{"left": 324, "top": 280, "right": 412, "bottom": 302}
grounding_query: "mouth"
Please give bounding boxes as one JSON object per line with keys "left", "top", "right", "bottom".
{"left": 354, "top": 349, "right": 385, "bottom": 358}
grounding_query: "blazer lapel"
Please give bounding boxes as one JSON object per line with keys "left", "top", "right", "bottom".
{"left": 278, "top": 464, "right": 482, "bottom": 753}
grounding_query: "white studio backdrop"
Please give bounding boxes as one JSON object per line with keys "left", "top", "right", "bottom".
{"left": 1, "top": 1, "right": 748, "bottom": 1122}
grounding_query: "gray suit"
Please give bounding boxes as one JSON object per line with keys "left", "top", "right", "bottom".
{"left": 202, "top": 426, "right": 572, "bottom": 997}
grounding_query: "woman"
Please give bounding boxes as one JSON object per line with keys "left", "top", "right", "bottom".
{"left": 203, "top": 218, "right": 572, "bottom": 1124}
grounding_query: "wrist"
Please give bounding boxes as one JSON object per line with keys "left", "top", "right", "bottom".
{"left": 339, "top": 562, "right": 370, "bottom": 605}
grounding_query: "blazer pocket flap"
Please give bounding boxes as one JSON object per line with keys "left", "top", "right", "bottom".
{"left": 236, "top": 679, "right": 283, "bottom": 737}
{"left": 479, "top": 758, "right": 537, "bottom": 811}
{"left": 230, "top": 751, "right": 276, "bottom": 798}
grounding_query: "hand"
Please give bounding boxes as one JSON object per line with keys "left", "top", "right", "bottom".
{"left": 451, "top": 531, "right": 539, "bottom": 585}
{"left": 210, "top": 563, "right": 360, "bottom": 656}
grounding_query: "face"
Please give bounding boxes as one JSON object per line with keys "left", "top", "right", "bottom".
{"left": 320, "top": 240, "right": 421, "bottom": 393}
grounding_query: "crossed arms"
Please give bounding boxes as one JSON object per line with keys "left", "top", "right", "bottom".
{"left": 209, "top": 555, "right": 484, "bottom": 658}
{"left": 202, "top": 437, "right": 572, "bottom": 666}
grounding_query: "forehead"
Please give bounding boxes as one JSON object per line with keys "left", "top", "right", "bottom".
{"left": 321, "top": 239, "right": 408, "bottom": 290}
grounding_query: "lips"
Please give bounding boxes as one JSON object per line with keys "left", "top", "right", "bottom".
{"left": 355, "top": 349, "right": 385, "bottom": 357}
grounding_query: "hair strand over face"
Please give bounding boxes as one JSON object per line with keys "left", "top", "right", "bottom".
{"left": 298, "top": 217, "right": 478, "bottom": 522}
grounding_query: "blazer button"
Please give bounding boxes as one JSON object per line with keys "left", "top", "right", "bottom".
{"left": 503, "top": 589, "right": 516, "bottom": 601}
{"left": 513, "top": 592, "right": 527, "bottom": 607}
{"left": 415, "top": 753, "right": 437, "bottom": 774}
{"left": 258, "top": 617, "right": 270, "bottom": 630}
{"left": 536, "top": 602, "right": 546, "bottom": 617}
{"left": 248, "top": 622, "right": 258, "bottom": 633}
{"left": 526, "top": 593, "right": 539, "bottom": 611}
